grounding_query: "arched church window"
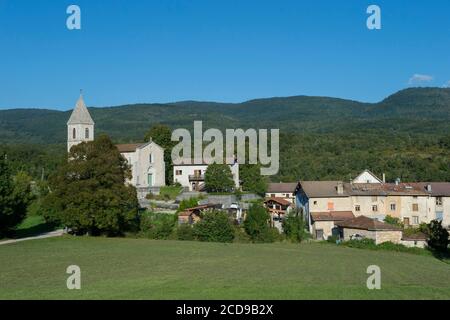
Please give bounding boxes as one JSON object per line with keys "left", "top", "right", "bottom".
{"left": 72, "top": 128, "right": 76, "bottom": 139}
{"left": 85, "top": 128, "right": 89, "bottom": 139}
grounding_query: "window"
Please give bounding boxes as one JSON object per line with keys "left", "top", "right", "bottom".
{"left": 355, "top": 205, "right": 361, "bottom": 212}
{"left": 72, "top": 128, "right": 76, "bottom": 139}
{"left": 403, "top": 217, "right": 410, "bottom": 226}
{"left": 412, "top": 203, "right": 419, "bottom": 211}
{"left": 327, "top": 202, "right": 334, "bottom": 210}
{"left": 176, "top": 170, "right": 182, "bottom": 176}
{"left": 436, "top": 197, "right": 443, "bottom": 206}
{"left": 149, "top": 153, "right": 153, "bottom": 163}
{"left": 271, "top": 194, "right": 276, "bottom": 198}
{"left": 412, "top": 216, "right": 419, "bottom": 225}
{"left": 147, "top": 174, "right": 153, "bottom": 187}
{"left": 372, "top": 205, "right": 378, "bottom": 212}
{"left": 313, "top": 201, "right": 318, "bottom": 205}
{"left": 390, "top": 203, "right": 396, "bottom": 211}
{"left": 436, "top": 211, "right": 444, "bottom": 221}
{"left": 85, "top": 128, "right": 89, "bottom": 139}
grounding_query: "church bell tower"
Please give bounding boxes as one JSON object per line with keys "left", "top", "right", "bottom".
{"left": 67, "top": 93, "right": 95, "bottom": 152}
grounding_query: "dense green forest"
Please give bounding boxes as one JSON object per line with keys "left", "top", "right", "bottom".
{"left": 0, "top": 87, "right": 449, "bottom": 183}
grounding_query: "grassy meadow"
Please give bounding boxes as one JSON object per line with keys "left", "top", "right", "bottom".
{"left": 0, "top": 236, "right": 449, "bottom": 300}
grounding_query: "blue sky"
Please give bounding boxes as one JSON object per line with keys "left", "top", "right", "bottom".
{"left": 0, "top": 0, "right": 449, "bottom": 110}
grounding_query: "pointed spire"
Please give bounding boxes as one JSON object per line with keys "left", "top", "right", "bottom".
{"left": 67, "top": 92, "right": 95, "bottom": 125}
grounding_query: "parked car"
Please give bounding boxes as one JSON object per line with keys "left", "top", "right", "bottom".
{"left": 350, "top": 233, "right": 365, "bottom": 241}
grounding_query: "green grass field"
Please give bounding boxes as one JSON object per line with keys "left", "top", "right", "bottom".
{"left": 0, "top": 237, "right": 449, "bottom": 300}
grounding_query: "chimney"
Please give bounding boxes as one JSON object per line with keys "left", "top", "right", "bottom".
{"left": 395, "top": 178, "right": 400, "bottom": 186}
{"left": 427, "top": 184, "right": 432, "bottom": 192}
{"left": 337, "top": 182, "right": 344, "bottom": 195}
{"left": 382, "top": 173, "right": 386, "bottom": 183}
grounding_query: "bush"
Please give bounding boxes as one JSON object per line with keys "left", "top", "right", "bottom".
{"left": 176, "top": 223, "right": 194, "bottom": 241}
{"left": 244, "top": 203, "right": 274, "bottom": 243}
{"left": 384, "top": 215, "right": 403, "bottom": 227}
{"left": 233, "top": 226, "right": 251, "bottom": 243}
{"left": 427, "top": 220, "right": 449, "bottom": 253}
{"left": 193, "top": 210, "right": 235, "bottom": 243}
{"left": 282, "top": 208, "right": 309, "bottom": 243}
{"left": 177, "top": 197, "right": 200, "bottom": 213}
{"left": 327, "top": 235, "right": 339, "bottom": 243}
{"left": 139, "top": 212, "right": 176, "bottom": 239}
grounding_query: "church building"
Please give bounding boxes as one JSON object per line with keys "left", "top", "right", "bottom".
{"left": 67, "top": 94, "right": 166, "bottom": 199}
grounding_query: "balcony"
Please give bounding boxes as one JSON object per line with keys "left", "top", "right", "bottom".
{"left": 189, "top": 174, "right": 205, "bottom": 181}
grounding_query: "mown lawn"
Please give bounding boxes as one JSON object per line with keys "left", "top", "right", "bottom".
{"left": 0, "top": 237, "right": 449, "bottom": 300}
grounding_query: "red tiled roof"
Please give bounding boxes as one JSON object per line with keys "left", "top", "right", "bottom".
{"left": 336, "top": 216, "right": 402, "bottom": 231}
{"left": 264, "top": 197, "right": 292, "bottom": 206}
{"left": 311, "top": 211, "right": 355, "bottom": 222}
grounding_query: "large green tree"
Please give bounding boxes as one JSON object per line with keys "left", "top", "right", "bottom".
{"left": 240, "top": 164, "right": 268, "bottom": 196}
{"left": 144, "top": 124, "right": 175, "bottom": 185}
{"left": 0, "top": 157, "right": 32, "bottom": 237}
{"left": 282, "top": 208, "right": 309, "bottom": 243}
{"left": 42, "top": 135, "right": 139, "bottom": 236}
{"left": 204, "top": 163, "right": 235, "bottom": 193}
{"left": 244, "top": 203, "right": 274, "bottom": 243}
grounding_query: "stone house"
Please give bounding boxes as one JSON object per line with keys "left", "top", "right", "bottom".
{"left": 266, "top": 183, "right": 297, "bottom": 204}
{"left": 336, "top": 216, "right": 403, "bottom": 245}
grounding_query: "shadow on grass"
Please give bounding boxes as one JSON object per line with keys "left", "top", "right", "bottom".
{"left": 11, "top": 221, "right": 58, "bottom": 239}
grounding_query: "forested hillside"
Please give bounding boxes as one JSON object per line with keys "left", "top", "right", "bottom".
{"left": 1, "top": 87, "right": 450, "bottom": 144}
{"left": 1, "top": 87, "right": 449, "bottom": 182}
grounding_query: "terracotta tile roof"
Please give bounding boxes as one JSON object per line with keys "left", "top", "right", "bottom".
{"left": 264, "top": 197, "right": 292, "bottom": 206}
{"left": 299, "top": 181, "right": 431, "bottom": 198}
{"left": 116, "top": 143, "right": 145, "bottom": 153}
{"left": 336, "top": 216, "right": 402, "bottom": 231}
{"left": 311, "top": 211, "right": 355, "bottom": 222}
{"left": 267, "top": 183, "right": 297, "bottom": 193}
{"left": 402, "top": 232, "right": 428, "bottom": 241}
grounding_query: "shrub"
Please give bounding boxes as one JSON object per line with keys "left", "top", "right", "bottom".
{"left": 384, "top": 215, "right": 403, "bottom": 227}
{"left": 327, "top": 235, "right": 339, "bottom": 243}
{"left": 233, "top": 226, "right": 251, "bottom": 243}
{"left": 282, "top": 208, "right": 309, "bottom": 243}
{"left": 244, "top": 203, "right": 274, "bottom": 243}
{"left": 176, "top": 223, "right": 194, "bottom": 241}
{"left": 177, "top": 197, "right": 200, "bottom": 213}
{"left": 193, "top": 210, "right": 235, "bottom": 243}
{"left": 139, "top": 212, "right": 176, "bottom": 239}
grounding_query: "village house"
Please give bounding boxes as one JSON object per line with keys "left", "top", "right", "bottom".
{"left": 173, "top": 159, "right": 239, "bottom": 192}
{"left": 336, "top": 215, "right": 403, "bottom": 245}
{"left": 294, "top": 170, "right": 450, "bottom": 240}
{"left": 266, "top": 183, "right": 297, "bottom": 203}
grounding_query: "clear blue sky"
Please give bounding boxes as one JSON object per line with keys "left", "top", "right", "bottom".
{"left": 0, "top": 0, "right": 449, "bottom": 110}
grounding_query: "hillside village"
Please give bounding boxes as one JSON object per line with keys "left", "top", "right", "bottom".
{"left": 64, "top": 94, "right": 450, "bottom": 249}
